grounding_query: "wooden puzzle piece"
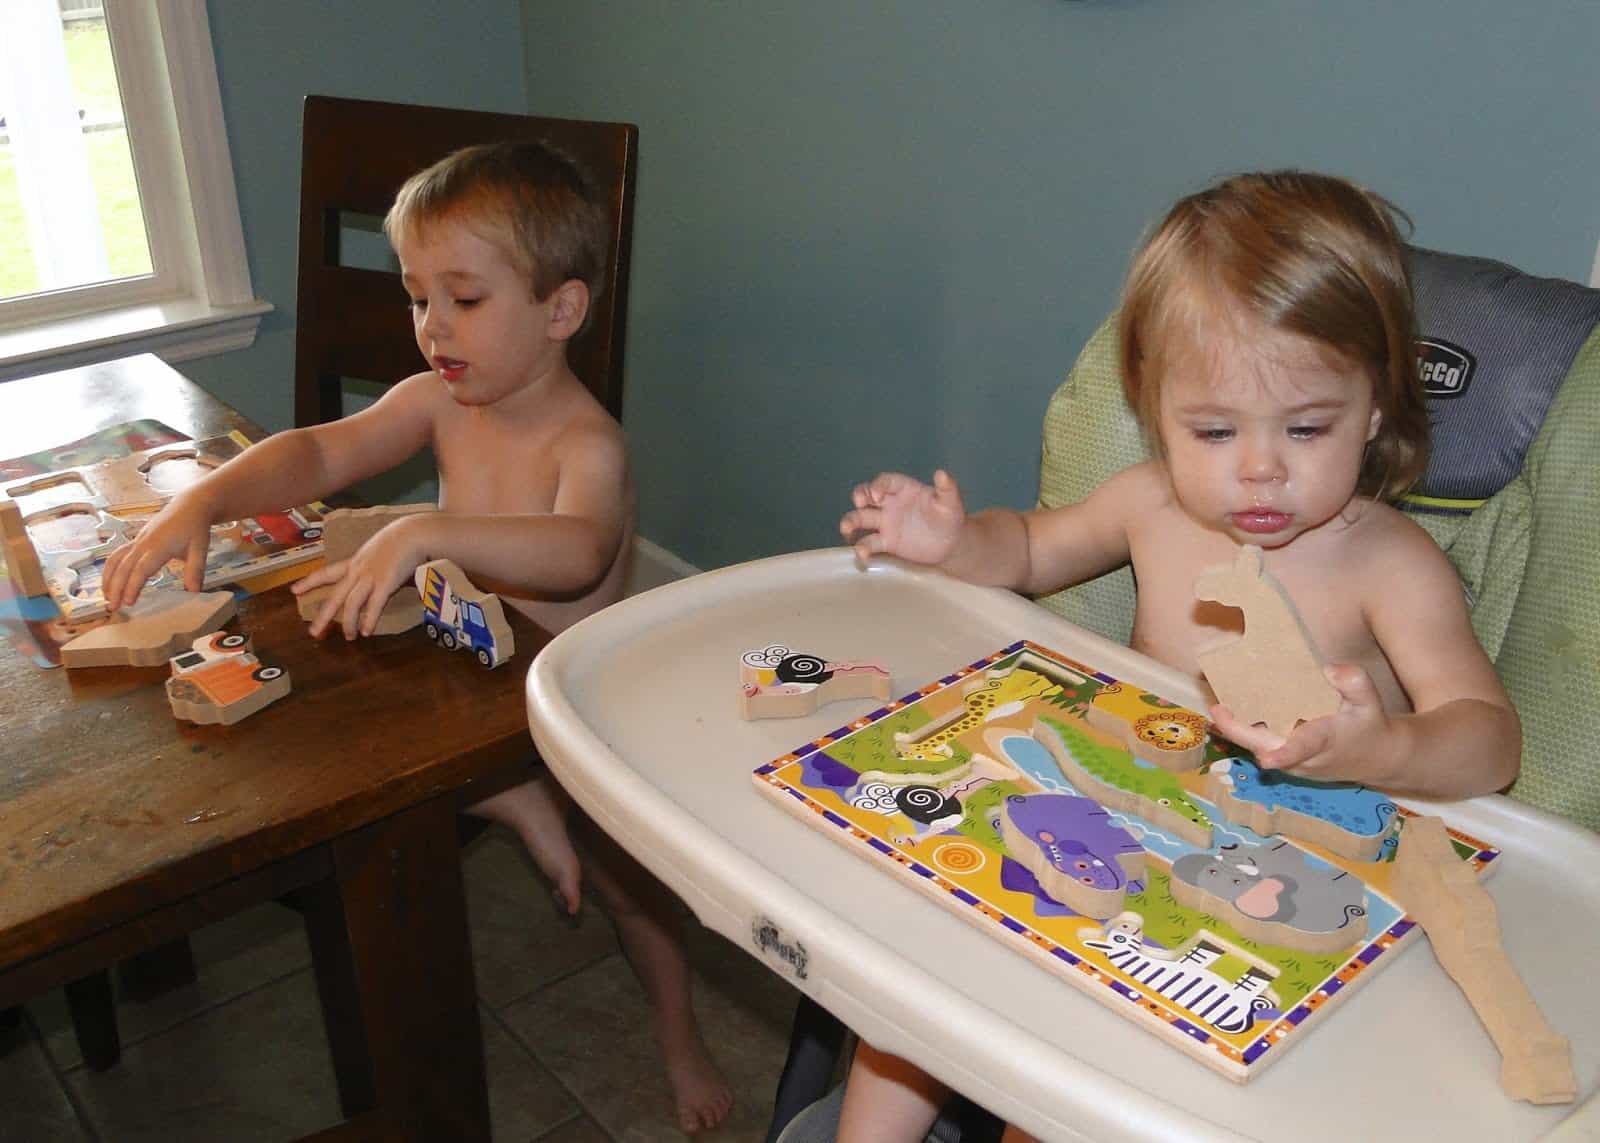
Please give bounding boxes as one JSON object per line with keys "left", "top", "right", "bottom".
{"left": 415, "top": 559, "right": 514, "bottom": 668}
{"left": 1083, "top": 682, "right": 1209, "bottom": 773}
{"left": 166, "top": 631, "right": 291, "bottom": 725}
{"left": 1392, "top": 816, "right": 1576, "bottom": 1104}
{"left": 1169, "top": 840, "right": 1369, "bottom": 955}
{"left": 60, "top": 590, "right": 237, "bottom": 668}
{"left": 998, "top": 792, "right": 1146, "bottom": 919}
{"left": 1032, "top": 715, "right": 1213, "bottom": 847}
{"left": 737, "top": 643, "right": 891, "bottom": 720}
{"left": 849, "top": 752, "right": 1026, "bottom": 844}
{"left": 1194, "top": 545, "right": 1340, "bottom": 738}
{"left": 0, "top": 499, "right": 48, "bottom": 596}
{"left": 1204, "top": 756, "right": 1399, "bottom": 861}
{"left": 892, "top": 662, "right": 1061, "bottom": 760}
{"left": 295, "top": 503, "right": 434, "bottom": 634}
{"left": 1080, "top": 912, "right": 1281, "bottom": 1036}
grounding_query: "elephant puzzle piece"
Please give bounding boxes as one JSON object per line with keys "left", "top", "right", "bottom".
{"left": 1169, "top": 839, "right": 1369, "bottom": 955}
{"left": 166, "top": 631, "right": 291, "bottom": 725}
{"left": 60, "top": 590, "right": 238, "bottom": 668}
{"left": 296, "top": 503, "right": 435, "bottom": 634}
{"left": 1392, "top": 815, "right": 1576, "bottom": 1104}
{"left": 1193, "top": 544, "right": 1340, "bottom": 738}
{"left": 738, "top": 643, "right": 891, "bottom": 719}
{"left": 1204, "top": 756, "right": 1399, "bottom": 862}
{"left": 998, "top": 792, "right": 1146, "bottom": 919}
{"left": 415, "top": 559, "right": 514, "bottom": 668}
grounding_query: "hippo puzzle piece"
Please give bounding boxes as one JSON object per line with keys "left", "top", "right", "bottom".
{"left": 998, "top": 791, "right": 1146, "bottom": 919}
{"left": 1204, "top": 756, "right": 1399, "bottom": 861}
{"left": 1194, "top": 545, "right": 1340, "bottom": 738}
{"left": 296, "top": 503, "right": 435, "bottom": 634}
{"left": 738, "top": 643, "right": 891, "bottom": 719}
{"left": 60, "top": 590, "right": 238, "bottom": 668}
{"left": 1169, "top": 839, "right": 1369, "bottom": 955}
{"left": 416, "top": 558, "right": 514, "bottom": 668}
{"left": 166, "top": 631, "right": 291, "bottom": 725}
{"left": 1392, "top": 815, "right": 1576, "bottom": 1104}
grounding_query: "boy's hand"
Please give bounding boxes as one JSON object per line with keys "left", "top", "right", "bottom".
{"left": 100, "top": 494, "right": 214, "bottom": 609}
{"left": 1209, "top": 664, "right": 1396, "bottom": 787}
{"left": 839, "top": 469, "right": 966, "bottom": 566}
{"left": 292, "top": 518, "right": 424, "bottom": 640}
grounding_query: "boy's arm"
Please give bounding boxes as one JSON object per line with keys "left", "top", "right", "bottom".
{"left": 1226, "top": 519, "right": 1521, "bottom": 799}
{"left": 305, "top": 423, "right": 629, "bottom": 639}
{"left": 102, "top": 375, "right": 438, "bottom": 607}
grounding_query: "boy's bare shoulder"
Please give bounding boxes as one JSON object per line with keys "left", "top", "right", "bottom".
{"left": 1343, "top": 499, "right": 1461, "bottom": 587}
{"left": 1094, "top": 459, "right": 1174, "bottom": 510}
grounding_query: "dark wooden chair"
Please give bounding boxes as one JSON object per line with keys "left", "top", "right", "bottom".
{"left": 41, "top": 96, "right": 638, "bottom": 1100}
{"left": 293, "top": 94, "right": 638, "bottom": 426}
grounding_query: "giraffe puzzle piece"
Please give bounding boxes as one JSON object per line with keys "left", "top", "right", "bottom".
{"left": 1169, "top": 839, "right": 1369, "bottom": 955}
{"left": 415, "top": 559, "right": 514, "bottom": 668}
{"left": 1392, "top": 816, "right": 1576, "bottom": 1104}
{"left": 60, "top": 590, "right": 238, "bottom": 668}
{"left": 296, "top": 503, "right": 435, "bottom": 634}
{"left": 1193, "top": 544, "right": 1340, "bottom": 738}
{"left": 737, "top": 643, "right": 891, "bottom": 720}
{"left": 166, "top": 631, "right": 291, "bottom": 725}
{"left": 1204, "top": 756, "right": 1399, "bottom": 861}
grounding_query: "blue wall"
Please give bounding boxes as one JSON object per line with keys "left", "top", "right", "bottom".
{"left": 185, "top": 0, "right": 526, "bottom": 441}
{"left": 519, "top": 0, "right": 1600, "bottom": 571}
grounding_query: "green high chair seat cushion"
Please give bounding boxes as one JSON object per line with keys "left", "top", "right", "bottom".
{"left": 1034, "top": 253, "right": 1600, "bottom": 833}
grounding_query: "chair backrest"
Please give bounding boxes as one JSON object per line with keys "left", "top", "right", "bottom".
{"left": 1034, "top": 248, "right": 1600, "bottom": 833}
{"left": 293, "top": 95, "right": 638, "bottom": 427}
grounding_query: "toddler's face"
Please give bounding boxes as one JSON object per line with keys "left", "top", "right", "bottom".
{"left": 1155, "top": 323, "right": 1380, "bottom": 549}
{"left": 396, "top": 218, "right": 559, "bottom": 408}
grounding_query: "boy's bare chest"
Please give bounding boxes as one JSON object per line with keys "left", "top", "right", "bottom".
{"left": 432, "top": 421, "right": 561, "bottom": 515}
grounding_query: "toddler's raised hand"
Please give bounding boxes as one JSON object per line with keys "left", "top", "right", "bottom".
{"left": 1211, "top": 663, "right": 1395, "bottom": 787}
{"left": 839, "top": 469, "right": 967, "bottom": 566}
{"left": 100, "top": 493, "right": 215, "bottom": 609}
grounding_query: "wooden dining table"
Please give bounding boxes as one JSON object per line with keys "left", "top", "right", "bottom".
{"left": 0, "top": 353, "right": 545, "bottom": 1140}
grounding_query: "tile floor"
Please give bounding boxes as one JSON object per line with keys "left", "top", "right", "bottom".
{"left": 0, "top": 827, "right": 811, "bottom": 1142}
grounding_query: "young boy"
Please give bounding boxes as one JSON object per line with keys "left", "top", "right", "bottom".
{"left": 101, "top": 142, "right": 733, "bottom": 1134}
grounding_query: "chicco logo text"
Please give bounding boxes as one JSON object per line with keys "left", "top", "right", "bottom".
{"left": 1416, "top": 338, "right": 1475, "bottom": 398}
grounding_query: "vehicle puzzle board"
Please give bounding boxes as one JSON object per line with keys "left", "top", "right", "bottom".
{"left": 752, "top": 639, "right": 1501, "bottom": 1083}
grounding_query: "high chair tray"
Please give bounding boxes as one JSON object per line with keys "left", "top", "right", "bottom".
{"left": 526, "top": 548, "right": 1598, "bottom": 1142}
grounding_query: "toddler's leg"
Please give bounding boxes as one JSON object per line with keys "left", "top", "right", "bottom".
{"left": 837, "top": 1040, "right": 947, "bottom": 1143}
{"left": 467, "top": 774, "right": 581, "bottom": 914}
{"left": 574, "top": 813, "right": 733, "bottom": 1135}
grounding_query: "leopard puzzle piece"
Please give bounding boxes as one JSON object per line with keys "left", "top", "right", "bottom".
{"left": 893, "top": 662, "right": 1061, "bottom": 762}
{"left": 166, "top": 631, "right": 291, "bottom": 725}
{"left": 1392, "top": 815, "right": 1576, "bottom": 1104}
{"left": 1169, "top": 839, "right": 1368, "bottom": 955}
{"left": 1193, "top": 544, "right": 1340, "bottom": 738}
{"left": 1083, "top": 682, "right": 1209, "bottom": 773}
{"left": 998, "top": 791, "right": 1146, "bottom": 919}
{"left": 737, "top": 643, "right": 891, "bottom": 719}
{"left": 60, "top": 590, "right": 238, "bottom": 668}
{"left": 1204, "top": 756, "right": 1399, "bottom": 861}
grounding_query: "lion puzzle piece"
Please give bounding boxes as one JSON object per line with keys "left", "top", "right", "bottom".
{"left": 166, "top": 631, "right": 291, "bottom": 725}
{"left": 1392, "top": 815, "right": 1576, "bottom": 1104}
{"left": 737, "top": 643, "right": 892, "bottom": 720}
{"left": 1194, "top": 544, "right": 1340, "bottom": 738}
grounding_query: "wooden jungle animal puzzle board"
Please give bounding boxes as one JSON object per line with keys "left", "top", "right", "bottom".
{"left": 752, "top": 639, "right": 1502, "bottom": 1083}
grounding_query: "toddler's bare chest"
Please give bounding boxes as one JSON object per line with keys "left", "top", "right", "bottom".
{"left": 433, "top": 433, "right": 560, "bottom": 515}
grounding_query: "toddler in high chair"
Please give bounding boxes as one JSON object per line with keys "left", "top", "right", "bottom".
{"left": 103, "top": 141, "right": 732, "bottom": 1133}
{"left": 834, "top": 170, "right": 1521, "bottom": 1142}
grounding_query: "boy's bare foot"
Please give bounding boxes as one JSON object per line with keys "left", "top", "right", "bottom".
{"left": 662, "top": 1027, "right": 733, "bottom": 1133}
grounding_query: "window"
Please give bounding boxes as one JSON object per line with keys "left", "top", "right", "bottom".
{"left": 0, "top": 0, "right": 268, "bottom": 380}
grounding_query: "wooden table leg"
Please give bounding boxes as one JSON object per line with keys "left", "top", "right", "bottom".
{"left": 327, "top": 796, "right": 490, "bottom": 1141}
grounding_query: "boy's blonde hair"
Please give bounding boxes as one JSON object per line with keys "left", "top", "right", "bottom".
{"left": 384, "top": 141, "right": 609, "bottom": 329}
{"left": 1118, "top": 170, "right": 1428, "bottom": 502}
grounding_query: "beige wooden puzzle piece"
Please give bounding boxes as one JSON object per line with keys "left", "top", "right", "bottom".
{"left": 59, "top": 590, "right": 237, "bottom": 668}
{"left": 1193, "top": 544, "right": 1340, "bottom": 738}
{"left": 738, "top": 643, "right": 892, "bottom": 720}
{"left": 1392, "top": 815, "right": 1576, "bottom": 1104}
{"left": 1, "top": 499, "right": 48, "bottom": 596}
{"left": 1083, "top": 681, "right": 1209, "bottom": 773}
{"left": 166, "top": 631, "right": 291, "bottom": 725}
{"left": 295, "top": 503, "right": 435, "bottom": 634}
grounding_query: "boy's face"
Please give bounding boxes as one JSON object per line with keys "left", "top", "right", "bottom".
{"left": 1155, "top": 322, "right": 1381, "bottom": 549}
{"left": 397, "top": 216, "right": 564, "bottom": 408}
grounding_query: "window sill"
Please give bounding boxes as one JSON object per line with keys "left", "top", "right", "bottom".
{"left": 0, "top": 295, "right": 273, "bottom": 383}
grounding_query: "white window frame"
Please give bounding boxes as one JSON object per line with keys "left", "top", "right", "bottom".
{"left": 0, "top": 0, "right": 270, "bottom": 380}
